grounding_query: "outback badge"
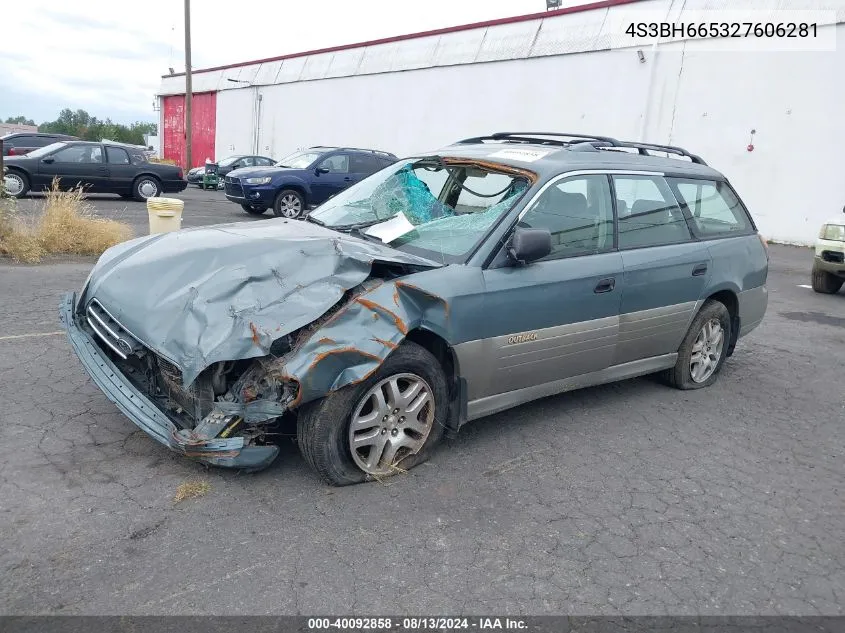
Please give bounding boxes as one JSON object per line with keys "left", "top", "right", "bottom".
{"left": 507, "top": 332, "right": 538, "bottom": 345}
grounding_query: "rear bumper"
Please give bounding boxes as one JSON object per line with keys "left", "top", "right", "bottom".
{"left": 737, "top": 285, "right": 768, "bottom": 338}
{"left": 59, "top": 292, "right": 279, "bottom": 471}
{"left": 162, "top": 180, "right": 188, "bottom": 194}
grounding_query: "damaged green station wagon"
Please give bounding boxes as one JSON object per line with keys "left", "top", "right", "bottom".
{"left": 60, "top": 132, "right": 769, "bottom": 486}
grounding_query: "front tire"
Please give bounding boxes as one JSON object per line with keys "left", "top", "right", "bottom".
{"left": 241, "top": 204, "right": 267, "bottom": 215}
{"left": 811, "top": 263, "right": 843, "bottom": 294}
{"left": 273, "top": 189, "right": 304, "bottom": 218}
{"left": 133, "top": 176, "right": 161, "bottom": 201}
{"left": 664, "top": 300, "right": 731, "bottom": 390}
{"left": 297, "top": 342, "right": 448, "bottom": 486}
{"left": 3, "top": 171, "right": 29, "bottom": 198}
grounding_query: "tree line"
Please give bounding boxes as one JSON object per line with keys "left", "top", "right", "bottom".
{"left": 4, "top": 110, "right": 157, "bottom": 147}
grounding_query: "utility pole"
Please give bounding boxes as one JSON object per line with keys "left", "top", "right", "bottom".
{"left": 184, "top": 0, "right": 193, "bottom": 171}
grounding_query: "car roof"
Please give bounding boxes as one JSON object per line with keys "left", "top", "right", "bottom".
{"left": 309, "top": 146, "right": 397, "bottom": 158}
{"left": 425, "top": 133, "right": 724, "bottom": 180}
{"left": 1, "top": 132, "right": 77, "bottom": 140}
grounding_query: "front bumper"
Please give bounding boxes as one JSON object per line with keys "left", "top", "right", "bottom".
{"left": 814, "top": 239, "right": 845, "bottom": 277}
{"left": 59, "top": 292, "right": 279, "bottom": 470}
{"left": 224, "top": 183, "right": 275, "bottom": 207}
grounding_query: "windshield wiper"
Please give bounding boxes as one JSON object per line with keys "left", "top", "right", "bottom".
{"left": 305, "top": 214, "right": 326, "bottom": 226}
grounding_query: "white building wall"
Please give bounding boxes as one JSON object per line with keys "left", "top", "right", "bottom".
{"left": 161, "top": 0, "right": 845, "bottom": 244}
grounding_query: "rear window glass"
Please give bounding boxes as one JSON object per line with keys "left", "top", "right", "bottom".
{"left": 668, "top": 178, "right": 753, "bottom": 238}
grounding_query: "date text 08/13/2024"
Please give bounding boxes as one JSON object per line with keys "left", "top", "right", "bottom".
{"left": 307, "top": 617, "right": 528, "bottom": 630}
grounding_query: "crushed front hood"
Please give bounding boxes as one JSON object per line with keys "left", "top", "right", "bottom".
{"left": 82, "top": 218, "right": 440, "bottom": 385}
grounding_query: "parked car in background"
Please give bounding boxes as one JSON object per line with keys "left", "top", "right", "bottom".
{"left": 61, "top": 132, "right": 768, "bottom": 485}
{"left": 187, "top": 155, "right": 276, "bottom": 186}
{"left": 812, "top": 206, "right": 845, "bottom": 294}
{"left": 1, "top": 132, "right": 79, "bottom": 156}
{"left": 224, "top": 146, "right": 397, "bottom": 217}
{"left": 3, "top": 140, "right": 186, "bottom": 200}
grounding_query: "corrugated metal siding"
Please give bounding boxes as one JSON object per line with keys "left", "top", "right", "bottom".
{"left": 158, "top": 0, "right": 844, "bottom": 96}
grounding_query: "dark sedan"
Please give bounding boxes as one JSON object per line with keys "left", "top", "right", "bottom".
{"left": 1, "top": 132, "right": 79, "bottom": 156}
{"left": 3, "top": 140, "right": 187, "bottom": 200}
{"left": 186, "top": 155, "right": 276, "bottom": 185}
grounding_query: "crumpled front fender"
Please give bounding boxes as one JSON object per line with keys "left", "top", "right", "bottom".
{"left": 277, "top": 278, "right": 453, "bottom": 405}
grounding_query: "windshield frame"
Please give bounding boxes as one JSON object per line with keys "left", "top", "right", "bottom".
{"left": 309, "top": 155, "right": 537, "bottom": 265}
{"left": 24, "top": 142, "right": 68, "bottom": 158}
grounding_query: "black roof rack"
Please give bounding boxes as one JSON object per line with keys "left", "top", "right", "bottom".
{"left": 454, "top": 132, "right": 707, "bottom": 165}
{"left": 309, "top": 145, "right": 397, "bottom": 158}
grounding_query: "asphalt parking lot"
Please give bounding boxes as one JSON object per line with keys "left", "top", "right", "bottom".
{"left": 1, "top": 189, "right": 843, "bottom": 615}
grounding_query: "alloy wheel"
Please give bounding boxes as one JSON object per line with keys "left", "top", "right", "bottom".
{"left": 348, "top": 373, "right": 435, "bottom": 476}
{"left": 689, "top": 318, "right": 724, "bottom": 383}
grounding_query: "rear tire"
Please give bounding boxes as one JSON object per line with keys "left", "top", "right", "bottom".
{"left": 664, "top": 300, "right": 731, "bottom": 390}
{"left": 3, "top": 170, "right": 29, "bottom": 198}
{"left": 241, "top": 204, "right": 267, "bottom": 215}
{"left": 132, "top": 176, "right": 161, "bottom": 201}
{"left": 273, "top": 189, "right": 304, "bottom": 218}
{"left": 811, "top": 263, "right": 843, "bottom": 294}
{"left": 297, "top": 342, "right": 448, "bottom": 486}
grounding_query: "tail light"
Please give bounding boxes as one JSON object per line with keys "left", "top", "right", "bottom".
{"left": 8, "top": 147, "right": 23, "bottom": 155}
{"left": 177, "top": 168, "right": 184, "bottom": 179}
{"left": 758, "top": 233, "right": 769, "bottom": 260}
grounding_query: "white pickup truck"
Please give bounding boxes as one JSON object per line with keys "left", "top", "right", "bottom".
{"left": 812, "top": 207, "right": 845, "bottom": 294}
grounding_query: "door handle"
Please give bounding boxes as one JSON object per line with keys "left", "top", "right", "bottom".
{"left": 343, "top": 177, "right": 352, "bottom": 182}
{"left": 692, "top": 263, "right": 708, "bottom": 277}
{"left": 594, "top": 278, "right": 615, "bottom": 293}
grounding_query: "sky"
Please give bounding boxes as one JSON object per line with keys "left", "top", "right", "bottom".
{"left": 0, "top": 0, "right": 579, "bottom": 126}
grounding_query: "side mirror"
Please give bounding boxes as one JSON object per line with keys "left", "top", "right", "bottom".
{"left": 507, "top": 228, "right": 552, "bottom": 265}
{"left": 316, "top": 166, "right": 330, "bottom": 175}
{"left": 42, "top": 157, "right": 55, "bottom": 164}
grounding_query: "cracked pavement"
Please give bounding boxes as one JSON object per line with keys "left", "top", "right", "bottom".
{"left": 0, "top": 192, "right": 843, "bottom": 615}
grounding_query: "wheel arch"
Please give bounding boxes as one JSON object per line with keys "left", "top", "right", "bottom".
{"left": 275, "top": 180, "right": 309, "bottom": 205}
{"left": 404, "top": 328, "right": 464, "bottom": 434}
{"left": 701, "top": 286, "right": 740, "bottom": 356}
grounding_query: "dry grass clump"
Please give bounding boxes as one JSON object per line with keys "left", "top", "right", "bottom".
{"left": 0, "top": 179, "right": 132, "bottom": 263}
{"left": 173, "top": 479, "right": 211, "bottom": 504}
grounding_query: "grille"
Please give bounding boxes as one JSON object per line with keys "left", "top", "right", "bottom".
{"left": 822, "top": 250, "right": 844, "bottom": 264}
{"left": 86, "top": 299, "right": 141, "bottom": 359}
{"left": 224, "top": 177, "right": 244, "bottom": 197}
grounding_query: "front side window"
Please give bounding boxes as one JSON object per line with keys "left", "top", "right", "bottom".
{"left": 613, "top": 175, "right": 692, "bottom": 249}
{"left": 319, "top": 154, "right": 350, "bottom": 174}
{"left": 52, "top": 145, "right": 103, "bottom": 163}
{"left": 669, "top": 178, "right": 753, "bottom": 238}
{"left": 25, "top": 142, "right": 66, "bottom": 158}
{"left": 518, "top": 175, "right": 614, "bottom": 259}
{"left": 309, "top": 158, "right": 531, "bottom": 264}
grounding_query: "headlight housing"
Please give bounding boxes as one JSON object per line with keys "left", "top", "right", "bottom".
{"left": 245, "top": 176, "right": 272, "bottom": 185}
{"left": 819, "top": 224, "right": 845, "bottom": 241}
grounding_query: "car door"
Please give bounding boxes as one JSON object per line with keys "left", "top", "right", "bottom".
{"left": 611, "top": 174, "right": 712, "bottom": 365}
{"left": 105, "top": 146, "right": 135, "bottom": 194}
{"left": 471, "top": 174, "right": 623, "bottom": 402}
{"left": 37, "top": 143, "right": 107, "bottom": 191}
{"left": 310, "top": 153, "right": 352, "bottom": 204}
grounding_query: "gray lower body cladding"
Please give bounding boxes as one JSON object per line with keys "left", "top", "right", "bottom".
{"left": 59, "top": 293, "right": 279, "bottom": 470}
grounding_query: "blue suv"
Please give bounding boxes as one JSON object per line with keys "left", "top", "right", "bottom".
{"left": 224, "top": 146, "right": 397, "bottom": 218}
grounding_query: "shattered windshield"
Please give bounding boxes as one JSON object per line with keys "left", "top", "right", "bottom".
{"left": 309, "top": 158, "right": 531, "bottom": 264}
{"left": 275, "top": 151, "right": 322, "bottom": 169}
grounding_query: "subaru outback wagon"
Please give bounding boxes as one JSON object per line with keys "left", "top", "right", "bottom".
{"left": 60, "top": 132, "right": 768, "bottom": 486}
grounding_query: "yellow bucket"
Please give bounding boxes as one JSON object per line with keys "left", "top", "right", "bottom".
{"left": 146, "top": 197, "right": 184, "bottom": 234}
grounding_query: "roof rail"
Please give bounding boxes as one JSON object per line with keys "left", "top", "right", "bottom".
{"left": 454, "top": 132, "right": 707, "bottom": 165}
{"left": 309, "top": 145, "right": 396, "bottom": 157}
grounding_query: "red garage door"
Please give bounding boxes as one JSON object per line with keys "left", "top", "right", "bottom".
{"left": 162, "top": 92, "right": 217, "bottom": 170}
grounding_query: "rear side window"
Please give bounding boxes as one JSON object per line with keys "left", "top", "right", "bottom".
{"left": 612, "top": 175, "right": 693, "bottom": 249}
{"left": 106, "top": 147, "right": 130, "bottom": 164}
{"left": 350, "top": 154, "right": 383, "bottom": 174}
{"left": 669, "top": 178, "right": 753, "bottom": 238}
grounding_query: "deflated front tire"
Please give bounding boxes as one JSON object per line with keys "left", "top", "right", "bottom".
{"left": 297, "top": 342, "right": 448, "bottom": 486}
